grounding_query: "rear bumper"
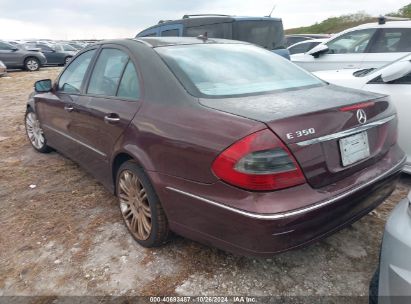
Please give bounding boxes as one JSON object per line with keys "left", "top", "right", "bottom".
{"left": 152, "top": 148, "right": 405, "bottom": 257}
{"left": 378, "top": 197, "right": 411, "bottom": 300}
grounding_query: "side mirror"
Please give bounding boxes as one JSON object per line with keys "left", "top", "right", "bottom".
{"left": 381, "top": 60, "right": 411, "bottom": 83}
{"left": 34, "top": 79, "right": 52, "bottom": 93}
{"left": 11, "top": 47, "right": 19, "bottom": 52}
{"left": 307, "top": 44, "right": 329, "bottom": 58}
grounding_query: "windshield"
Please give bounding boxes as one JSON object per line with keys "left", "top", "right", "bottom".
{"left": 233, "top": 20, "right": 285, "bottom": 50}
{"left": 156, "top": 43, "right": 324, "bottom": 97}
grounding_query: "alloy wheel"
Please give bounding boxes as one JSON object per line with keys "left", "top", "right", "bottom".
{"left": 25, "top": 112, "right": 45, "bottom": 149}
{"left": 118, "top": 170, "right": 152, "bottom": 240}
{"left": 26, "top": 59, "right": 39, "bottom": 71}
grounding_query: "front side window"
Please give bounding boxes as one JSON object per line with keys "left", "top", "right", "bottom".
{"left": 58, "top": 49, "right": 96, "bottom": 93}
{"left": 156, "top": 43, "right": 324, "bottom": 97}
{"left": 142, "top": 32, "right": 158, "bottom": 37}
{"left": 87, "top": 48, "right": 129, "bottom": 96}
{"left": 161, "top": 29, "right": 180, "bottom": 37}
{"left": 369, "top": 28, "right": 411, "bottom": 53}
{"left": 326, "top": 29, "right": 376, "bottom": 54}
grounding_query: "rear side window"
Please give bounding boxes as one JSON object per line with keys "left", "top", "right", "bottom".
{"left": 87, "top": 49, "right": 129, "bottom": 96}
{"left": 58, "top": 49, "right": 96, "bottom": 93}
{"left": 185, "top": 23, "right": 232, "bottom": 38}
{"left": 117, "top": 61, "right": 140, "bottom": 99}
{"left": 161, "top": 29, "right": 180, "bottom": 36}
{"left": 369, "top": 28, "right": 411, "bottom": 53}
{"left": 326, "top": 29, "right": 376, "bottom": 54}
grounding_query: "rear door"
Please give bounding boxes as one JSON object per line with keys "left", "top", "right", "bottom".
{"left": 362, "top": 28, "right": 411, "bottom": 69}
{"left": 35, "top": 48, "right": 97, "bottom": 155}
{"left": 68, "top": 46, "right": 141, "bottom": 183}
{"left": 37, "top": 44, "right": 58, "bottom": 64}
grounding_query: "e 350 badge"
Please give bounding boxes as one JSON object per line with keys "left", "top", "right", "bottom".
{"left": 286, "top": 128, "right": 316, "bottom": 140}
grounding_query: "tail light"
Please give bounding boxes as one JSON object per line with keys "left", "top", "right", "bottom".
{"left": 339, "top": 101, "right": 375, "bottom": 112}
{"left": 212, "top": 129, "right": 306, "bottom": 191}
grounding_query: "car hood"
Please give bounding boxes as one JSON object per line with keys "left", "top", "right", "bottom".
{"left": 313, "top": 69, "right": 359, "bottom": 81}
{"left": 198, "top": 84, "right": 383, "bottom": 122}
{"left": 313, "top": 69, "right": 367, "bottom": 89}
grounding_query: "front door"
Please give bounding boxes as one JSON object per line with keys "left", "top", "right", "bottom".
{"left": 295, "top": 28, "right": 378, "bottom": 72}
{"left": 67, "top": 47, "right": 142, "bottom": 186}
{"left": 35, "top": 49, "right": 97, "bottom": 156}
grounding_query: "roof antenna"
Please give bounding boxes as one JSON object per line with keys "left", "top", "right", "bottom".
{"left": 267, "top": 4, "right": 276, "bottom": 17}
{"left": 197, "top": 32, "right": 208, "bottom": 42}
{"left": 378, "top": 15, "right": 386, "bottom": 25}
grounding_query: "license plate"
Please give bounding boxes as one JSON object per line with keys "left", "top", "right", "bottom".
{"left": 339, "top": 131, "right": 370, "bottom": 167}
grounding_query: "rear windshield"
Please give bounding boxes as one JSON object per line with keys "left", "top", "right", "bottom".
{"left": 234, "top": 20, "right": 285, "bottom": 50}
{"left": 156, "top": 43, "right": 324, "bottom": 98}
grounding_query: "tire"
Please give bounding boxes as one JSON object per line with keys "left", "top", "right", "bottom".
{"left": 116, "top": 161, "right": 169, "bottom": 247}
{"left": 25, "top": 108, "right": 52, "bottom": 153}
{"left": 64, "top": 57, "right": 72, "bottom": 66}
{"left": 369, "top": 267, "right": 380, "bottom": 304}
{"left": 24, "top": 57, "right": 40, "bottom": 71}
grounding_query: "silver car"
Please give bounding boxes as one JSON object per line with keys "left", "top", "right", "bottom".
{"left": 370, "top": 190, "right": 411, "bottom": 303}
{"left": 0, "top": 60, "right": 6, "bottom": 76}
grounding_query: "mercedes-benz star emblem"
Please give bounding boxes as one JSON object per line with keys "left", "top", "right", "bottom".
{"left": 356, "top": 109, "right": 367, "bottom": 124}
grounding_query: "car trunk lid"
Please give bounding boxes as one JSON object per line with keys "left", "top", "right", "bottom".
{"left": 199, "top": 84, "right": 398, "bottom": 188}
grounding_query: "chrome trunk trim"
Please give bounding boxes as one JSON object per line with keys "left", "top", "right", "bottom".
{"left": 296, "top": 115, "right": 396, "bottom": 147}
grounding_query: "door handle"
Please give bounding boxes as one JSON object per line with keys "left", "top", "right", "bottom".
{"left": 104, "top": 114, "right": 120, "bottom": 123}
{"left": 64, "top": 105, "right": 74, "bottom": 112}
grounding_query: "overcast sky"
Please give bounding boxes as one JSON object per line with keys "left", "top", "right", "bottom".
{"left": 0, "top": 0, "right": 410, "bottom": 40}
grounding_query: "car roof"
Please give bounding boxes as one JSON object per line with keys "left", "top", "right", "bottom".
{"left": 138, "top": 15, "right": 282, "bottom": 35}
{"left": 95, "top": 37, "right": 251, "bottom": 48}
{"left": 350, "top": 20, "right": 411, "bottom": 30}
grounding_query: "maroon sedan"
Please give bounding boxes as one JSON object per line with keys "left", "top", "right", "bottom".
{"left": 25, "top": 37, "right": 405, "bottom": 256}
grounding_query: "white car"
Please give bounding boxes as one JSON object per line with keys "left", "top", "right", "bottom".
{"left": 313, "top": 54, "right": 411, "bottom": 174}
{"left": 287, "top": 39, "right": 326, "bottom": 55}
{"left": 292, "top": 20, "right": 411, "bottom": 72}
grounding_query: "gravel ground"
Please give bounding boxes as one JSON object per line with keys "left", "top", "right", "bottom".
{"left": 0, "top": 68, "right": 410, "bottom": 298}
